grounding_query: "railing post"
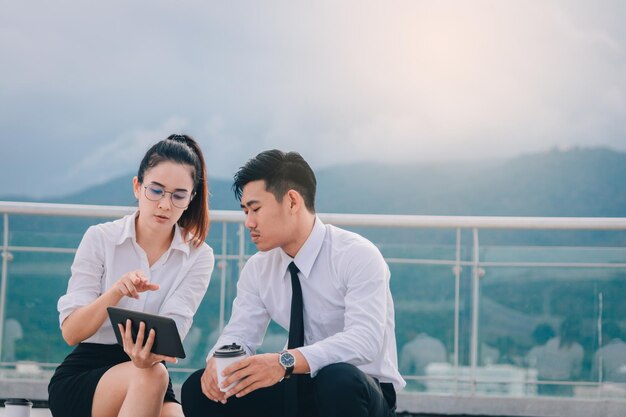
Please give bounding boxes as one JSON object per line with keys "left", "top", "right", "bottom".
{"left": 238, "top": 222, "right": 245, "bottom": 272}
{"left": 597, "top": 291, "right": 604, "bottom": 390}
{"left": 0, "top": 213, "right": 10, "bottom": 361}
{"left": 218, "top": 222, "right": 228, "bottom": 332}
{"left": 452, "top": 228, "right": 462, "bottom": 393}
{"left": 470, "top": 227, "right": 481, "bottom": 394}
{"left": 453, "top": 228, "right": 461, "bottom": 369}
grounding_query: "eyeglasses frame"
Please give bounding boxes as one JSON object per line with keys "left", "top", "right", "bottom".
{"left": 142, "top": 183, "right": 195, "bottom": 209}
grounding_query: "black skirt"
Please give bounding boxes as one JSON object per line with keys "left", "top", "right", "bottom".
{"left": 48, "top": 343, "right": 178, "bottom": 417}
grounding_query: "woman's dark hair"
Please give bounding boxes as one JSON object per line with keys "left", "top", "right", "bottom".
{"left": 531, "top": 323, "right": 555, "bottom": 345}
{"left": 232, "top": 149, "right": 316, "bottom": 212}
{"left": 138, "top": 134, "right": 209, "bottom": 246}
{"left": 559, "top": 317, "right": 581, "bottom": 349}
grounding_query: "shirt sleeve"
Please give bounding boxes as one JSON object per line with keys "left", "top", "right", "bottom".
{"left": 207, "top": 257, "right": 271, "bottom": 361}
{"left": 57, "top": 226, "right": 105, "bottom": 327}
{"left": 298, "top": 241, "right": 390, "bottom": 377}
{"left": 159, "top": 244, "right": 215, "bottom": 341}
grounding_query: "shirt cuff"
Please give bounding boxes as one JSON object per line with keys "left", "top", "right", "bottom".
{"left": 297, "top": 344, "right": 331, "bottom": 378}
{"left": 57, "top": 293, "right": 93, "bottom": 328}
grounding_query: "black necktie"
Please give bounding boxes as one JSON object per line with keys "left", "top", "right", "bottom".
{"left": 285, "top": 261, "right": 303, "bottom": 417}
{"left": 287, "top": 262, "right": 304, "bottom": 349}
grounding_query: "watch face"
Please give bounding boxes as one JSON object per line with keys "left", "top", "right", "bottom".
{"left": 280, "top": 352, "right": 295, "bottom": 367}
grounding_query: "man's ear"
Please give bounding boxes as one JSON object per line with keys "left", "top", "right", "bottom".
{"left": 286, "top": 189, "right": 300, "bottom": 211}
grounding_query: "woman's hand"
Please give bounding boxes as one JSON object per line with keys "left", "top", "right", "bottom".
{"left": 61, "top": 272, "right": 158, "bottom": 346}
{"left": 110, "top": 270, "right": 160, "bottom": 299}
{"left": 118, "top": 320, "right": 177, "bottom": 368}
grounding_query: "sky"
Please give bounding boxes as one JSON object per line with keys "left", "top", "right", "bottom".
{"left": 1, "top": 1, "right": 625, "bottom": 198}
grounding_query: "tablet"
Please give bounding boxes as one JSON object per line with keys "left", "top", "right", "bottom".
{"left": 107, "top": 307, "right": 186, "bottom": 359}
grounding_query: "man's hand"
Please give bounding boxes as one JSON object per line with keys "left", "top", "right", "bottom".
{"left": 222, "top": 353, "right": 285, "bottom": 399}
{"left": 201, "top": 357, "right": 228, "bottom": 403}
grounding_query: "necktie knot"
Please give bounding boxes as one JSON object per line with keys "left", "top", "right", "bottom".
{"left": 288, "top": 261, "right": 299, "bottom": 275}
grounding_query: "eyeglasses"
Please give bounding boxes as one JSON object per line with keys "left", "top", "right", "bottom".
{"left": 143, "top": 184, "right": 194, "bottom": 208}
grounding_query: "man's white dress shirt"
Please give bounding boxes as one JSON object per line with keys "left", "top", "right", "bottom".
{"left": 593, "top": 338, "right": 626, "bottom": 382}
{"left": 528, "top": 337, "right": 583, "bottom": 380}
{"left": 400, "top": 333, "right": 447, "bottom": 376}
{"left": 58, "top": 211, "right": 214, "bottom": 343}
{"left": 212, "top": 217, "right": 406, "bottom": 390}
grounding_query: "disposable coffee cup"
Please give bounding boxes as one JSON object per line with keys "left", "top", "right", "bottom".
{"left": 4, "top": 398, "right": 32, "bottom": 417}
{"left": 214, "top": 343, "right": 248, "bottom": 392}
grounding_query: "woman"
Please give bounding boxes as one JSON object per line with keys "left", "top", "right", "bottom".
{"left": 48, "top": 134, "right": 214, "bottom": 417}
{"left": 530, "top": 318, "right": 583, "bottom": 396}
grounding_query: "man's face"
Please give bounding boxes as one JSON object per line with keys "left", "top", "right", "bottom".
{"left": 240, "top": 180, "right": 292, "bottom": 252}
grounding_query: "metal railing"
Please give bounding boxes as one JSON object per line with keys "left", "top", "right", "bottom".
{"left": 2, "top": 201, "right": 626, "bottom": 400}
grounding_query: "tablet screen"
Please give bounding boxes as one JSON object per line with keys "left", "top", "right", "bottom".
{"left": 107, "top": 307, "right": 186, "bottom": 359}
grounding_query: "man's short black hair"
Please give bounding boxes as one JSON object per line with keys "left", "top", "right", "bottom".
{"left": 233, "top": 149, "right": 316, "bottom": 212}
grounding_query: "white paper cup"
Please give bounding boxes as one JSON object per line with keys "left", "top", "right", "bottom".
{"left": 214, "top": 343, "right": 248, "bottom": 392}
{"left": 4, "top": 398, "right": 32, "bottom": 417}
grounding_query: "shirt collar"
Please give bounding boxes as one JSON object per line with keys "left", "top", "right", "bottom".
{"left": 279, "top": 216, "right": 326, "bottom": 279}
{"left": 115, "top": 210, "right": 190, "bottom": 256}
{"left": 116, "top": 211, "right": 139, "bottom": 245}
{"left": 170, "top": 223, "right": 190, "bottom": 256}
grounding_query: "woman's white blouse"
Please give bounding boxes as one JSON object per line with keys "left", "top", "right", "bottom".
{"left": 57, "top": 211, "right": 214, "bottom": 344}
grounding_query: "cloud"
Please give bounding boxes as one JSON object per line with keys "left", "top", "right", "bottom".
{"left": 61, "top": 116, "right": 189, "bottom": 186}
{"left": 1, "top": 1, "right": 625, "bottom": 197}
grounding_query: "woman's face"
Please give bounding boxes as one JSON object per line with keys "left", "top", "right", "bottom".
{"left": 133, "top": 161, "right": 195, "bottom": 231}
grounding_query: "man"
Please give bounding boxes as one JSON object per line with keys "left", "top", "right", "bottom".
{"left": 182, "top": 150, "right": 405, "bottom": 417}
{"left": 399, "top": 329, "right": 447, "bottom": 390}
{"left": 592, "top": 321, "right": 626, "bottom": 383}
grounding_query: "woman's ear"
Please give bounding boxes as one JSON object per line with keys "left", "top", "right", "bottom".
{"left": 132, "top": 177, "right": 140, "bottom": 200}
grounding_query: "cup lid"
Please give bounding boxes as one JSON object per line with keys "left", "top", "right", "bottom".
{"left": 4, "top": 398, "right": 33, "bottom": 406}
{"left": 214, "top": 343, "right": 245, "bottom": 358}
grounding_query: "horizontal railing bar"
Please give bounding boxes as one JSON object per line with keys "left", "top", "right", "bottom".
{"left": 0, "top": 202, "right": 245, "bottom": 223}
{"left": 387, "top": 259, "right": 626, "bottom": 268}
{"left": 0, "top": 361, "right": 58, "bottom": 368}
{"left": 385, "top": 258, "right": 460, "bottom": 266}
{"left": 5, "top": 246, "right": 251, "bottom": 261}
{"left": 480, "top": 261, "right": 626, "bottom": 268}
{"left": 0, "top": 202, "right": 135, "bottom": 218}
{"left": 320, "top": 212, "right": 626, "bottom": 230}
{"left": 3, "top": 201, "right": 626, "bottom": 230}
{"left": 5, "top": 245, "right": 626, "bottom": 269}
{"left": 8, "top": 246, "right": 77, "bottom": 254}
{"left": 402, "top": 375, "right": 602, "bottom": 387}
{"left": 0, "top": 361, "right": 606, "bottom": 389}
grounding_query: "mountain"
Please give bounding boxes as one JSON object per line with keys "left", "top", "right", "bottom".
{"left": 315, "top": 147, "right": 626, "bottom": 217}
{"left": 46, "top": 175, "right": 241, "bottom": 210}
{"left": 2, "top": 146, "right": 625, "bottom": 217}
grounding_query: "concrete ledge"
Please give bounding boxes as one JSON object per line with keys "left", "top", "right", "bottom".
{"left": 4, "top": 379, "right": 626, "bottom": 417}
{"left": 0, "top": 379, "right": 49, "bottom": 401}
{"left": 397, "top": 392, "right": 626, "bottom": 417}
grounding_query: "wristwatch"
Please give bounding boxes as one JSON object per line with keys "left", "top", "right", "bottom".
{"left": 278, "top": 350, "right": 296, "bottom": 379}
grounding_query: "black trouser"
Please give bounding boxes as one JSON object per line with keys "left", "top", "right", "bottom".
{"left": 181, "top": 362, "right": 396, "bottom": 417}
